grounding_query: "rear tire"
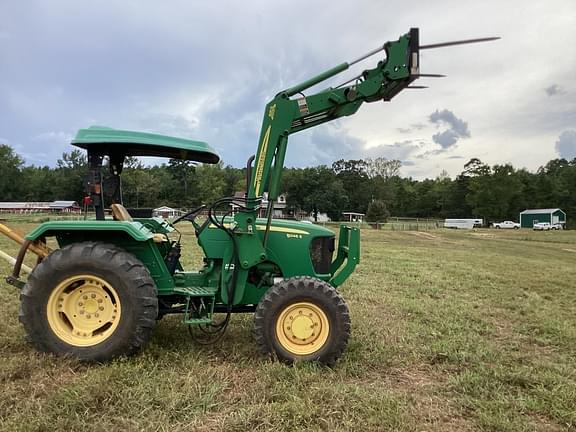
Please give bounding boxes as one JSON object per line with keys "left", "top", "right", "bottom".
{"left": 20, "top": 242, "right": 158, "bottom": 362}
{"left": 254, "top": 277, "right": 350, "bottom": 366}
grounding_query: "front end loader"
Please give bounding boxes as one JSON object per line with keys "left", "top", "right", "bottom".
{"left": 1, "top": 28, "right": 497, "bottom": 364}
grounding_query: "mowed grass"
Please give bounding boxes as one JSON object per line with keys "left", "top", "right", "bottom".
{"left": 0, "top": 223, "right": 575, "bottom": 431}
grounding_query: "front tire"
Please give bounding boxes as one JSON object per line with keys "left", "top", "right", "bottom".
{"left": 20, "top": 242, "right": 158, "bottom": 361}
{"left": 253, "top": 277, "right": 350, "bottom": 366}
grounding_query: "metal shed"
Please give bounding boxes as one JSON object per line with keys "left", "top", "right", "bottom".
{"left": 519, "top": 208, "right": 566, "bottom": 228}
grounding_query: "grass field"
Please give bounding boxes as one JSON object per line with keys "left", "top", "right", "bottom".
{"left": 0, "top": 224, "right": 575, "bottom": 431}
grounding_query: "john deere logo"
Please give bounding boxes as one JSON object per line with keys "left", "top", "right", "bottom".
{"left": 268, "top": 104, "right": 276, "bottom": 120}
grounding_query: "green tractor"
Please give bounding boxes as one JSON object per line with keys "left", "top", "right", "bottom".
{"left": 2, "top": 29, "right": 496, "bottom": 364}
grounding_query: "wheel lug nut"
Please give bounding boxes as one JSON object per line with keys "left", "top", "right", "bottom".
{"left": 86, "top": 314, "right": 91, "bottom": 319}
{"left": 78, "top": 302, "right": 83, "bottom": 306}
{"left": 99, "top": 306, "right": 104, "bottom": 311}
{"left": 97, "top": 299, "right": 103, "bottom": 304}
{"left": 91, "top": 294, "right": 96, "bottom": 299}
{"left": 83, "top": 295, "right": 88, "bottom": 300}
{"left": 79, "top": 310, "right": 84, "bottom": 315}
{"left": 95, "top": 313, "right": 99, "bottom": 318}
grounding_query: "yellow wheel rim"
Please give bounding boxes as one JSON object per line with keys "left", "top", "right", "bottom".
{"left": 275, "top": 302, "right": 330, "bottom": 356}
{"left": 46, "top": 275, "right": 121, "bottom": 347}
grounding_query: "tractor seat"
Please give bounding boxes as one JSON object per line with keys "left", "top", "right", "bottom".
{"left": 110, "top": 204, "right": 133, "bottom": 222}
{"left": 110, "top": 204, "right": 166, "bottom": 243}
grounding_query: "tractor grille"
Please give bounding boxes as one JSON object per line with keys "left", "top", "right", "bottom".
{"left": 309, "top": 236, "right": 335, "bottom": 274}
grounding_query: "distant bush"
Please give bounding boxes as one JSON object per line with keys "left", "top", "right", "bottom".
{"left": 366, "top": 200, "right": 390, "bottom": 223}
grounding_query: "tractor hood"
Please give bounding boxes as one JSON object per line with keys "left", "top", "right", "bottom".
{"left": 72, "top": 126, "right": 220, "bottom": 164}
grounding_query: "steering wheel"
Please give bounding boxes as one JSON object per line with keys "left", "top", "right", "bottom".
{"left": 171, "top": 205, "right": 207, "bottom": 227}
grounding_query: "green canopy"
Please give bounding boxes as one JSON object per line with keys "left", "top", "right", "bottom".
{"left": 72, "top": 126, "right": 220, "bottom": 164}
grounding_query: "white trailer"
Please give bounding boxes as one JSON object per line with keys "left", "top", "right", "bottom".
{"left": 444, "top": 218, "right": 483, "bottom": 229}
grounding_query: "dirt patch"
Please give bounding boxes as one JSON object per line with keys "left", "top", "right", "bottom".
{"left": 528, "top": 413, "right": 566, "bottom": 432}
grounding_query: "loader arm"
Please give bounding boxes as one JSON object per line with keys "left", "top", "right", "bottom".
{"left": 247, "top": 28, "right": 420, "bottom": 203}
{"left": 217, "top": 29, "right": 421, "bottom": 291}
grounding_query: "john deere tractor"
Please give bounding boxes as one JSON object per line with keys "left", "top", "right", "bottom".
{"left": 2, "top": 28, "right": 496, "bottom": 364}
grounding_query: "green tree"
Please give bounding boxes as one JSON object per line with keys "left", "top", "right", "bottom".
{"left": 52, "top": 150, "right": 87, "bottom": 201}
{"left": 21, "top": 166, "right": 57, "bottom": 201}
{"left": 366, "top": 200, "right": 390, "bottom": 222}
{"left": 0, "top": 144, "right": 24, "bottom": 200}
{"left": 332, "top": 159, "right": 371, "bottom": 213}
{"left": 283, "top": 166, "right": 348, "bottom": 220}
{"left": 168, "top": 159, "right": 196, "bottom": 206}
{"left": 195, "top": 162, "right": 226, "bottom": 205}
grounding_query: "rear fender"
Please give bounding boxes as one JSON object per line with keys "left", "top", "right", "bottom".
{"left": 24, "top": 220, "right": 175, "bottom": 292}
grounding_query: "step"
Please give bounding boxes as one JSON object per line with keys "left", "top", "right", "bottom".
{"left": 185, "top": 317, "right": 214, "bottom": 325}
{"left": 173, "top": 286, "right": 218, "bottom": 297}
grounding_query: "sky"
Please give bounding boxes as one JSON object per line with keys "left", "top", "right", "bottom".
{"left": 1, "top": 0, "right": 575, "bottom": 179}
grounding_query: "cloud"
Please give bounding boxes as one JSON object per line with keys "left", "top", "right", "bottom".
{"left": 555, "top": 130, "right": 576, "bottom": 159}
{"left": 396, "top": 123, "right": 426, "bottom": 134}
{"left": 545, "top": 85, "right": 565, "bottom": 97}
{"left": 33, "top": 131, "right": 74, "bottom": 142}
{"left": 431, "top": 129, "right": 460, "bottom": 148}
{"left": 364, "top": 140, "right": 422, "bottom": 163}
{"left": 429, "top": 109, "right": 471, "bottom": 149}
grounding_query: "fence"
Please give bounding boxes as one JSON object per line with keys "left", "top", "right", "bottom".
{"left": 319, "top": 217, "right": 443, "bottom": 231}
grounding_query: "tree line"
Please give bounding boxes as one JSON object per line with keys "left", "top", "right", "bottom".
{"left": 1, "top": 144, "right": 574, "bottom": 226}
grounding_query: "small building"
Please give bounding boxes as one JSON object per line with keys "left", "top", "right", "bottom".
{"left": 304, "top": 212, "right": 331, "bottom": 223}
{"left": 342, "top": 212, "right": 364, "bottom": 223}
{"left": 231, "top": 192, "right": 288, "bottom": 218}
{"left": 49, "top": 201, "right": 81, "bottom": 213}
{"left": 153, "top": 206, "right": 181, "bottom": 219}
{"left": 519, "top": 208, "right": 566, "bottom": 228}
{"left": 0, "top": 201, "right": 80, "bottom": 214}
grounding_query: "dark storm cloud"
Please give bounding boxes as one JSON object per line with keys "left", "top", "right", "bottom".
{"left": 545, "top": 85, "right": 565, "bottom": 97}
{"left": 555, "top": 130, "right": 576, "bottom": 159}
{"left": 429, "top": 109, "right": 470, "bottom": 149}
